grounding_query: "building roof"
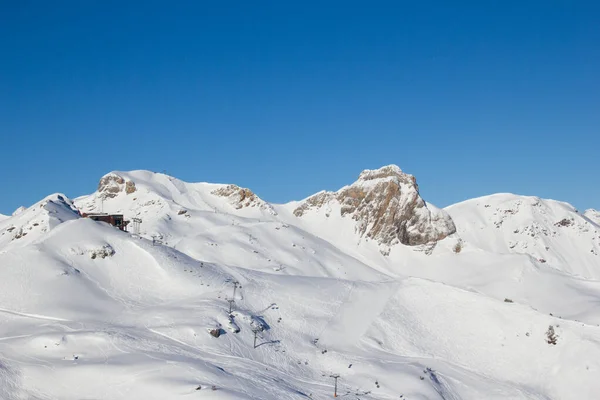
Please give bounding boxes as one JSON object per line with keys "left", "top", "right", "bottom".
{"left": 84, "top": 213, "right": 124, "bottom": 218}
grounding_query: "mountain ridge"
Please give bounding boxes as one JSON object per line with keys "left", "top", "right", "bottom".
{"left": 1, "top": 165, "right": 599, "bottom": 400}
{"left": 446, "top": 192, "right": 600, "bottom": 279}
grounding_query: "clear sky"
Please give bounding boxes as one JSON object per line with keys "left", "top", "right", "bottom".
{"left": 1, "top": 1, "right": 598, "bottom": 215}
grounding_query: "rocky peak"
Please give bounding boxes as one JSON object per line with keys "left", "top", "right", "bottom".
{"left": 97, "top": 173, "right": 137, "bottom": 198}
{"left": 211, "top": 185, "right": 277, "bottom": 215}
{"left": 357, "top": 164, "right": 413, "bottom": 184}
{"left": 294, "top": 165, "right": 456, "bottom": 248}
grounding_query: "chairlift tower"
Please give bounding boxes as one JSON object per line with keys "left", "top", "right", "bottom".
{"left": 251, "top": 326, "right": 261, "bottom": 349}
{"left": 227, "top": 298, "right": 236, "bottom": 314}
{"left": 132, "top": 217, "right": 142, "bottom": 235}
{"left": 330, "top": 374, "right": 340, "bottom": 397}
{"left": 231, "top": 280, "right": 240, "bottom": 299}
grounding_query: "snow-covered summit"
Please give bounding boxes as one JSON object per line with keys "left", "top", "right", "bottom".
{"left": 97, "top": 172, "right": 137, "bottom": 198}
{"left": 292, "top": 164, "right": 456, "bottom": 249}
{"left": 77, "top": 170, "right": 275, "bottom": 217}
{"left": 211, "top": 184, "right": 277, "bottom": 214}
{"left": 356, "top": 164, "right": 406, "bottom": 182}
{"left": 0, "top": 193, "right": 80, "bottom": 251}
{"left": 446, "top": 193, "right": 600, "bottom": 279}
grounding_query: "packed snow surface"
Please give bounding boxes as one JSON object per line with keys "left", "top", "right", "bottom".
{"left": 1, "top": 167, "right": 599, "bottom": 400}
{"left": 585, "top": 209, "right": 600, "bottom": 226}
{"left": 446, "top": 194, "right": 600, "bottom": 280}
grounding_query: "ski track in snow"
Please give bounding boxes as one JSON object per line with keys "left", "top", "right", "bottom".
{"left": 0, "top": 308, "right": 69, "bottom": 322}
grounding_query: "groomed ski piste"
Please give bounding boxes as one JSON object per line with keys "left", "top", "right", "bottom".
{"left": 1, "top": 167, "right": 600, "bottom": 399}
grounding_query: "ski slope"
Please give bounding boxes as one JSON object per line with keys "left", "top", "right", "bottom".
{"left": 1, "top": 167, "right": 599, "bottom": 399}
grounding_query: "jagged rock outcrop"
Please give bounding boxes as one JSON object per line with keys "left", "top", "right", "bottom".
{"left": 212, "top": 185, "right": 277, "bottom": 215}
{"left": 89, "top": 245, "right": 115, "bottom": 259}
{"left": 125, "top": 180, "right": 137, "bottom": 194}
{"left": 294, "top": 165, "right": 456, "bottom": 247}
{"left": 98, "top": 173, "right": 136, "bottom": 198}
{"left": 293, "top": 192, "right": 332, "bottom": 217}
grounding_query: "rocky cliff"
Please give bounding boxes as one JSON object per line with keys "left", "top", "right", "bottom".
{"left": 97, "top": 173, "right": 137, "bottom": 198}
{"left": 294, "top": 165, "right": 456, "bottom": 247}
{"left": 211, "top": 185, "right": 277, "bottom": 214}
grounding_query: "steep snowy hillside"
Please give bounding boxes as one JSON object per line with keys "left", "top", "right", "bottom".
{"left": 585, "top": 209, "right": 600, "bottom": 226}
{"left": 2, "top": 167, "right": 600, "bottom": 399}
{"left": 0, "top": 194, "right": 80, "bottom": 253}
{"left": 446, "top": 194, "right": 600, "bottom": 280}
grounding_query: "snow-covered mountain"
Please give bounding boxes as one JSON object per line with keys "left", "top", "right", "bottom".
{"left": 446, "top": 194, "right": 600, "bottom": 280}
{"left": 1, "top": 166, "right": 599, "bottom": 400}
{"left": 289, "top": 165, "right": 456, "bottom": 254}
{"left": 0, "top": 193, "right": 80, "bottom": 253}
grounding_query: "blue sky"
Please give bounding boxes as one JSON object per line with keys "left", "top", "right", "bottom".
{"left": 1, "top": 1, "right": 598, "bottom": 214}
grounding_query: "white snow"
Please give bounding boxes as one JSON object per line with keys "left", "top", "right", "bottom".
{"left": 446, "top": 193, "right": 600, "bottom": 280}
{"left": 1, "top": 170, "right": 599, "bottom": 399}
{"left": 585, "top": 209, "right": 600, "bottom": 226}
{"left": 0, "top": 193, "right": 80, "bottom": 253}
{"left": 11, "top": 206, "right": 26, "bottom": 216}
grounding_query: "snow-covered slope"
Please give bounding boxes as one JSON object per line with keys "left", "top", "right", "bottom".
{"left": 585, "top": 208, "right": 600, "bottom": 226}
{"left": 2, "top": 213, "right": 600, "bottom": 400}
{"left": 2, "top": 167, "right": 600, "bottom": 399}
{"left": 78, "top": 170, "right": 277, "bottom": 217}
{"left": 446, "top": 194, "right": 600, "bottom": 280}
{"left": 0, "top": 194, "right": 80, "bottom": 253}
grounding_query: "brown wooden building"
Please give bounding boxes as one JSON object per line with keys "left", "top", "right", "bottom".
{"left": 81, "top": 213, "right": 130, "bottom": 231}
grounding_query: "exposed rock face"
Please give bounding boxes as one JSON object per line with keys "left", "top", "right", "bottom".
{"left": 293, "top": 192, "right": 331, "bottom": 217}
{"left": 89, "top": 245, "right": 115, "bottom": 259}
{"left": 125, "top": 180, "right": 137, "bottom": 194}
{"left": 98, "top": 173, "right": 136, "bottom": 198}
{"left": 555, "top": 218, "right": 574, "bottom": 228}
{"left": 294, "top": 165, "right": 456, "bottom": 247}
{"left": 212, "top": 185, "right": 277, "bottom": 215}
